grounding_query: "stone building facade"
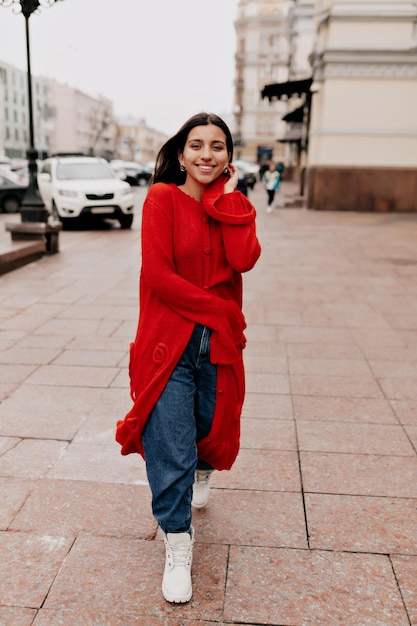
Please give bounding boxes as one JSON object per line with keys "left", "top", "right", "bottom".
{"left": 0, "top": 60, "right": 49, "bottom": 159}
{"left": 307, "top": 0, "right": 417, "bottom": 212}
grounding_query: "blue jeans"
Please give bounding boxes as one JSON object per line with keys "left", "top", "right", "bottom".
{"left": 142, "top": 324, "right": 217, "bottom": 533}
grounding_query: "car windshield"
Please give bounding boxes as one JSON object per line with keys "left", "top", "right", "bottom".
{"left": 56, "top": 162, "right": 115, "bottom": 180}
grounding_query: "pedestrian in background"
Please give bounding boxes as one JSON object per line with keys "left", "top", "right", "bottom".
{"left": 116, "top": 112, "right": 261, "bottom": 604}
{"left": 262, "top": 160, "right": 281, "bottom": 212}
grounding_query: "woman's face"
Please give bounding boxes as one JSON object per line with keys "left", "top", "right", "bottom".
{"left": 179, "top": 124, "right": 230, "bottom": 188}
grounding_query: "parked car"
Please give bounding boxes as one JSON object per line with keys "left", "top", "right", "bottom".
{"left": 235, "top": 163, "right": 257, "bottom": 190}
{"left": 110, "top": 160, "right": 152, "bottom": 186}
{"left": 0, "top": 167, "right": 28, "bottom": 213}
{"left": 37, "top": 156, "right": 135, "bottom": 228}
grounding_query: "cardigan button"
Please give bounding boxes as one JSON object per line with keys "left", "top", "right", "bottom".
{"left": 203, "top": 248, "right": 211, "bottom": 255}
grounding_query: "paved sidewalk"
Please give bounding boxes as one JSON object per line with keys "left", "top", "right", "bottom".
{"left": 1, "top": 183, "right": 417, "bottom": 625}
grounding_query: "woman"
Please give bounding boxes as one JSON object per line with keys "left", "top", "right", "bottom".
{"left": 262, "top": 160, "right": 281, "bottom": 212}
{"left": 116, "top": 112, "right": 261, "bottom": 603}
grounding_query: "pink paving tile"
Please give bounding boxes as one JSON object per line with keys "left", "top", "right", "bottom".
{"left": 244, "top": 338, "right": 286, "bottom": 356}
{"left": 0, "top": 532, "right": 73, "bottom": 607}
{"left": 240, "top": 417, "right": 297, "bottom": 450}
{"left": 293, "top": 395, "right": 397, "bottom": 423}
{"left": 351, "top": 327, "right": 413, "bottom": 347}
{"left": 0, "top": 382, "right": 18, "bottom": 400}
{"left": 0, "top": 436, "right": 20, "bottom": 455}
{"left": 33, "top": 318, "right": 120, "bottom": 337}
{"left": 297, "top": 421, "right": 415, "bottom": 455}
{"left": 244, "top": 323, "right": 280, "bottom": 344}
{"left": 214, "top": 449, "right": 300, "bottom": 492}
{"left": 360, "top": 344, "right": 417, "bottom": 362}
{"left": 43, "top": 535, "right": 228, "bottom": 622}
{"left": 405, "top": 425, "right": 417, "bottom": 450}
{"left": 10, "top": 479, "right": 155, "bottom": 538}
{"left": 379, "top": 377, "right": 417, "bottom": 400}
{"left": 306, "top": 493, "right": 417, "bottom": 554}
{"left": 243, "top": 354, "right": 288, "bottom": 373}
{"left": 0, "top": 385, "right": 129, "bottom": 440}
{"left": 52, "top": 349, "right": 127, "bottom": 367}
{"left": 391, "top": 399, "right": 417, "bottom": 425}
{"left": 0, "top": 439, "right": 68, "bottom": 479}
{"left": 386, "top": 313, "right": 417, "bottom": 330}
{"left": 46, "top": 441, "right": 147, "bottom": 485}
{"left": 290, "top": 373, "right": 383, "bottom": 398}
{"left": 241, "top": 392, "right": 293, "bottom": 419}
{"left": 289, "top": 356, "right": 372, "bottom": 376}
{"left": 0, "top": 607, "right": 36, "bottom": 626}
{"left": 25, "top": 364, "right": 119, "bottom": 388}
{"left": 0, "top": 477, "right": 31, "bottom": 529}
{"left": 245, "top": 371, "right": 290, "bottom": 394}
{"left": 33, "top": 610, "right": 208, "bottom": 625}
{"left": 391, "top": 555, "right": 417, "bottom": 625}
{"left": 192, "top": 489, "right": 307, "bottom": 548}
{"left": 0, "top": 363, "right": 37, "bottom": 384}
{"left": 0, "top": 347, "right": 63, "bottom": 365}
{"left": 224, "top": 546, "right": 408, "bottom": 625}
{"left": 17, "top": 334, "right": 72, "bottom": 349}
{"left": 287, "top": 342, "right": 363, "bottom": 358}
{"left": 300, "top": 452, "right": 417, "bottom": 497}
{"left": 369, "top": 359, "right": 417, "bottom": 378}
{"left": 279, "top": 326, "right": 354, "bottom": 344}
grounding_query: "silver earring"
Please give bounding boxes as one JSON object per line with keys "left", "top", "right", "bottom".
{"left": 180, "top": 164, "right": 186, "bottom": 172}
{"left": 223, "top": 167, "right": 228, "bottom": 175}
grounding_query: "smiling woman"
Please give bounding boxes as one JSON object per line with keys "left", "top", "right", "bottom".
{"left": 116, "top": 111, "right": 261, "bottom": 604}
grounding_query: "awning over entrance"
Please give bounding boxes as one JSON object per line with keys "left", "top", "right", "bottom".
{"left": 261, "top": 77, "right": 312, "bottom": 101}
{"left": 282, "top": 104, "right": 305, "bottom": 123}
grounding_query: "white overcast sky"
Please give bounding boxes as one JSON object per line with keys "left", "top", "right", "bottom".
{"left": 0, "top": 0, "right": 239, "bottom": 135}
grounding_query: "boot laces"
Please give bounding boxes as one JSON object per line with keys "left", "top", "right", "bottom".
{"left": 167, "top": 542, "right": 193, "bottom": 568}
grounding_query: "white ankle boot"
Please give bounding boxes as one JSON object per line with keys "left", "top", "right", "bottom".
{"left": 192, "top": 469, "right": 213, "bottom": 509}
{"left": 162, "top": 527, "right": 194, "bottom": 603}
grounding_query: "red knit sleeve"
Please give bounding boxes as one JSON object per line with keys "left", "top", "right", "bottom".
{"left": 202, "top": 182, "right": 261, "bottom": 272}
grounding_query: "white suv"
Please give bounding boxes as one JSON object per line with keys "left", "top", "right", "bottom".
{"left": 37, "top": 155, "right": 135, "bottom": 228}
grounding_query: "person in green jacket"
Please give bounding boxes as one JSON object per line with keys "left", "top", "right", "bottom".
{"left": 262, "top": 161, "right": 281, "bottom": 212}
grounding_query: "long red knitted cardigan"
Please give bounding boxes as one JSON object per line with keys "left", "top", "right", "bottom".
{"left": 115, "top": 177, "right": 261, "bottom": 470}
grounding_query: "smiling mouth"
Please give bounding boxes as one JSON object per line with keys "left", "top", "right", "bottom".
{"left": 197, "top": 165, "right": 215, "bottom": 172}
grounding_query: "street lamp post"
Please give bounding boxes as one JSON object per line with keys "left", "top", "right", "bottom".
{"left": 0, "top": 0, "right": 63, "bottom": 223}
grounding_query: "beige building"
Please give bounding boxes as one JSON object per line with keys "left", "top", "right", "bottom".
{"left": 234, "top": 0, "right": 293, "bottom": 164}
{"left": 259, "top": 0, "right": 417, "bottom": 211}
{"left": 307, "top": 0, "right": 417, "bottom": 211}
{"left": 233, "top": 0, "right": 315, "bottom": 171}
{"left": 45, "top": 79, "right": 115, "bottom": 158}
{"left": 113, "top": 116, "right": 168, "bottom": 166}
{"left": 0, "top": 60, "right": 49, "bottom": 159}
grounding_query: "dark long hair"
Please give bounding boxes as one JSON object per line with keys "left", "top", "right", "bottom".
{"left": 151, "top": 112, "right": 234, "bottom": 186}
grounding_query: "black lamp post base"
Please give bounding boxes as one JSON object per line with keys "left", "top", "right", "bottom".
{"left": 21, "top": 206, "right": 50, "bottom": 223}
{"left": 21, "top": 148, "right": 49, "bottom": 223}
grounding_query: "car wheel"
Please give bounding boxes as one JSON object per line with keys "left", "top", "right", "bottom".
{"left": 119, "top": 214, "right": 134, "bottom": 229}
{"left": 2, "top": 194, "right": 21, "bottom": 213}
